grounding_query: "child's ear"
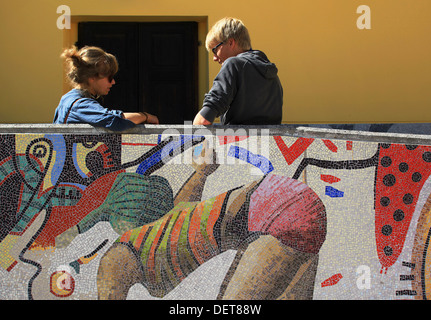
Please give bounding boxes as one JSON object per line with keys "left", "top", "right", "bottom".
{"left": 87, "top": 76, "right": 97, "bottom": 85}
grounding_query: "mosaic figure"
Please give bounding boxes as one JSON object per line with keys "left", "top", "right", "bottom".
{"left": 96, "top": 172, "right": 327, "bottom": 299}
{"left": 0, "top": 133, "right": 204, "bottom": 299}
{"left": 3, "top": 129, "right": 431, "bottom": 300}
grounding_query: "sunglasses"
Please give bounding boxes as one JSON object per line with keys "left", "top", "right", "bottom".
{"left": 211, "top": 42, "right": 224, "bottom": 55}
{"left": 97, "top": 74, "right": 115, "bottom": 82}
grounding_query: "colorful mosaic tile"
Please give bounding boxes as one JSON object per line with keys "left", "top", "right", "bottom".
{"left": 0, "top": 130, "right": 430, "bottom": 300}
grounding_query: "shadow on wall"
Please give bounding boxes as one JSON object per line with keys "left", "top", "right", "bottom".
{"left": 302, "top": 123, "right": 431, "bottom": 135}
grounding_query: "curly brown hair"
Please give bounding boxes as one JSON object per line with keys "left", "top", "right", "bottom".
{"left": 61, "top": 46, "right": 118, "bottom": 88}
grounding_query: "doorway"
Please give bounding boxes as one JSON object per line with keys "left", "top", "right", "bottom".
{"left": 77, "top": 21, "right": 199, "bottom": 124}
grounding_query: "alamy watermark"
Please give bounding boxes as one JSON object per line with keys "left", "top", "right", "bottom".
{"left": 56, "top": 5, "right": 71, "bottom": 30}
{"left": 159, "top": 122, "right": 272, "bottom": 176}
{"left": 356, "top": 265, "right": 371, "bottom": 289}
{"left": 56, "top": 4, "right": 371, "bottom": 31}
{"left": 357, "top": 5, "right": 371, "bottom": 30}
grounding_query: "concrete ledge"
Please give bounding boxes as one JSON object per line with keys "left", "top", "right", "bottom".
{"left": 1, "top": 123, "right": 431, "bottom": 145}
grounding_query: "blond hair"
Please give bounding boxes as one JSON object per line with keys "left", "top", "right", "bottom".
{"left": 61, "top": 46, "right": 118, "bottom": 88}
{"left": 205, "top": 17, "right": 252, "bottom": 52}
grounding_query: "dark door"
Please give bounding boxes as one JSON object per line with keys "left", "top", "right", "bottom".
{"left": 77, "top": 22, "right": 198, "bottom": 124}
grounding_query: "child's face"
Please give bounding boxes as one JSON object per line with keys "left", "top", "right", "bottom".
{"left": 88, "top": 76, "right": 115, "bottom": 96}
{"left": 210, "top": 39, "right": 238, "bottom": 65}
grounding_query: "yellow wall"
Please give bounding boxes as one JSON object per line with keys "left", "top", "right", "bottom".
{"left": 1, "top": 0, "right": 431, "bottom": 124}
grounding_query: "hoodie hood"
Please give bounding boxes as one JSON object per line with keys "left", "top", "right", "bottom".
{"left": 238, "top": 50, "right": 279, "bottom": 79}
{"left": 201, "top": 48, "right": 283, "bottom": 125}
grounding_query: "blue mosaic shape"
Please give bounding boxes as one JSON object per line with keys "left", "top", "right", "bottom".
{"left": 325, "top": 186, "right": 344, "bottom": 198}
{"left": 228, "top": 146, "right": 274, "bottom": 174}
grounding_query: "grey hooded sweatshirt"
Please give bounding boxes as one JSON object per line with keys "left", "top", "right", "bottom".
{"left": 199, "top": 50, "right": 283, "bottom": 125}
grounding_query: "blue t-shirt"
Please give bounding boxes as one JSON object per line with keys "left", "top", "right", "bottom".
{"left": 53, "top": 89, "right": 136, "bottom": 131}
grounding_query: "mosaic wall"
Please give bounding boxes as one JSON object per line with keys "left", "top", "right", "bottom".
{"left": 1, "top": 129, "right": 431, "bottom": 300}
